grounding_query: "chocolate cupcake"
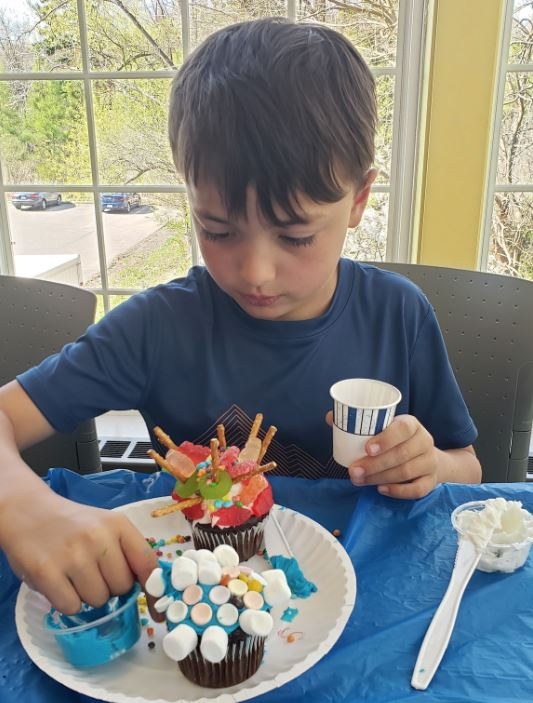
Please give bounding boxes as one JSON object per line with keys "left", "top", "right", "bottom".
{"left": 144, "top": 544, "right": 291, "bottom": 687}
{"left": 149, "top": 414, "right": 276, "bottom": 561}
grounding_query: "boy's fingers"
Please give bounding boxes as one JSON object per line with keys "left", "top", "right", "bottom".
{"left": 119, "top": 519, "right": 158, "bottom": 588}
{"left": 377, "top": 475, "right": 435, "bottom": 500}
{"left": 324, "top": 410, "right": 333, "bottom": 427}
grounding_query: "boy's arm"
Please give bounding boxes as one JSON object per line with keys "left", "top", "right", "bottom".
{"left": 0, "top": 381, "right": 157, "bottom": 613}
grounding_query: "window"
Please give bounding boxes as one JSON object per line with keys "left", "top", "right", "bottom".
{"left": 0, "top": 0, "right": 426, "bottom": 315}
{"left": 482, "top": 0, "right": 533, "bottom": 280}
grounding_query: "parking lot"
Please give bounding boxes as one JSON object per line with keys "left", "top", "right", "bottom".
{"left": 7, "top": 200, "right": 164, "bottom": 283}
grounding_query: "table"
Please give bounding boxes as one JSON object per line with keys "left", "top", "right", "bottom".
{"left": 1, "top": 469, "right": 532, "bottom": 703}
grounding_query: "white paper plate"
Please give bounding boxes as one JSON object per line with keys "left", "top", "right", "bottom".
{"left": 16, "top": 498, "right": 356, "bottom": 703}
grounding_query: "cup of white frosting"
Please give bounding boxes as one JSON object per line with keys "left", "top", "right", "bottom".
{"left": 451, "top": 498, "right": 533, "bottom": 573}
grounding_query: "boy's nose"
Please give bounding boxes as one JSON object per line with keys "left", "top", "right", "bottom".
{"left": 237, "top": 245, "right": 276, "bottom": 289}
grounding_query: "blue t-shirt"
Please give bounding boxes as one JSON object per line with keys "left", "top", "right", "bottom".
{"left": 18, "top": 260, "right": 477, "bottom": 478}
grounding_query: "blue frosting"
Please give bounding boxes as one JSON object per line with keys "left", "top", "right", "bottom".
{"left": 268, "top": 555, "right": 317, "bottom": 598}
{"left": 156, "top": 558, "right": 271, "bottom": 635}
{"left": 45, "top": 584, "right": 141, "bottom": 668}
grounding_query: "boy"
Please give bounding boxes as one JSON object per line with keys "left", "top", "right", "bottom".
{"left": 0, "top": 18, "right": 481, "bottom": 614}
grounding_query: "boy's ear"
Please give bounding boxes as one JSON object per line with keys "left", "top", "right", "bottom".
{"left": 348, "top": 168, "right": 378, "bottom": 228}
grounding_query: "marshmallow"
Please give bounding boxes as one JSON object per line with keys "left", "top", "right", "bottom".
{"left": 153, "top": 595, "right": 174, "bottom": 613}
{"left": 171, "top": 556, "right": 198, "bottom": 590}
{"left": 213, "top": 544, "right": 240, "bottom": 567}
{"left": 200, "top": 625, "right": 229, "bottom": 663}
{"left": 198, "top": 559, "right": 222, "bottom": 585}
{"left": 182, "top": 584, "right": 203, "bottom": 605}
{"left": 243, "top": 590, "right": 264, "bottom": 610}
{"left": 239, "top": 609, "right": 273, "bottom": 637}
{"left": 162, "top": 624, "right": 198, "bottom": 661}
{"left": 190, "top": 602, "right": 213, "bottom": 627}
{"left": 166, "top": 600, "right": 188, "bottom": 624}
{"left": 216, "top": 602, "right": 239, "bottom": 627}
{"left": 145, "top": 567, "right": 166, "bottom": 598}
{"left": 228, "top": 578, "right": 248, "bottom": 597}
{"left": 186, "top": 549, "right": 218, "bottom": 564}
{"left": 261, "top": 569, "right": 291, "bottom": 606}
{"left": 209, "top": 585, "right": 230, "bottom": 606}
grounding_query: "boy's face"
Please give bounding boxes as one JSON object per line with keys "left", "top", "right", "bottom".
{"left": 187, "top": 173, "right": 375, "bottom": 322}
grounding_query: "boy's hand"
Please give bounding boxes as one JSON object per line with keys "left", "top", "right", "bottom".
{"left": 1, "top": 490, "right": 157, "bottom": 614}
{"left": 345, "top": 414, "right": 440, "bottom": 499}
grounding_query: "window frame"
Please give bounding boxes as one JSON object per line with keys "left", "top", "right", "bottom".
{"left": 0, "top": 0, "right": 427, "bottom": 310}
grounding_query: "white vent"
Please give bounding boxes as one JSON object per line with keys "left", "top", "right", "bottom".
{"left": 99, "top": 437, "right": 155, "bottom": 469}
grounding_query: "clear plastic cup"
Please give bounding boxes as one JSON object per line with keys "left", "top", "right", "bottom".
{"left": 451, "top": 500, "right": 533, "bottom": 573}
{"left": 44, "top": 583, "right": 141, "bottom": 667}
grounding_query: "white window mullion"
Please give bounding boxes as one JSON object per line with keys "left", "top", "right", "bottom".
{"left": 76, "top": 0, "right": 111, "bottom": 310}
{"left": 478, "top": 0, "right": 514, "bottom": 271}
{"left": 386, "top": 0, "right": 428, "bottom": 262}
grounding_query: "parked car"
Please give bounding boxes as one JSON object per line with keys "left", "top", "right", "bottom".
{"left": 100, "top": 192, "right": 141, "bottom": 213}
{"left": 11, "top": 192, "right": 62, "bottom": 210}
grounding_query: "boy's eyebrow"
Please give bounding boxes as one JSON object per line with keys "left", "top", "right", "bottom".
{"left": 196, "top": 209, "right": 317, "bottom": 227}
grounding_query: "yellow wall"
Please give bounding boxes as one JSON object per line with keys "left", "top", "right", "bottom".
{"left": 416, "top": 0, "right": 506, "bottom": 268}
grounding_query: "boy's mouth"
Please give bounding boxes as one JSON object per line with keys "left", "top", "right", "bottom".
{"left": 241, "top": 294, "right": 280, "bottom": 307}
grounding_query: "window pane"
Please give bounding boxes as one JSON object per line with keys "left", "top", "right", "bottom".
{"left": 342, "top": 192, "right": 388, "bottom": 261}
{"left": 0, "top": 0, "right": 81, "bottom": 72}
{"left": 189, "top": 0, "right": 287, "bottom": 51}
{"left": 0, "top": 80, "right": 90, "bottom": 185}
{"left": 86, "top": 0, "right": 182, "bottom": 71}
{"left": 296, "top": 0, "right": 398, "bottom": 68}
{"left": 375, "top": 74, "right": 394, "bottom": 184}
{"left": 92, "top": 78, "right": 177, "bottom": 185}
{"left": 6, "top": 191, "right": 100, "bottom": 286}
{"left": 98, "top": 192, "right": 192, "bottom": 290}
{"left": 497, "top": 72, "right": 533, "bottom": 184}
{"left": 509, "top": 0, "right": 533, "bottom": 63}
{"left": 488, "top": 192, "right": 533, "bottom": 279}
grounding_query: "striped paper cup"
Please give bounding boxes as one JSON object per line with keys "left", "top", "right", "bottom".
{"left": 329, "top": 378, "right": 401, "bottom": 467}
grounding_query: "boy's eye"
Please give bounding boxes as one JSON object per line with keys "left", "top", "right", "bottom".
{"left": 280, "top": 234, "right": 316, "bottom": 248}
{"left": 199, "top": 228, "right": 231, "bottom": 242}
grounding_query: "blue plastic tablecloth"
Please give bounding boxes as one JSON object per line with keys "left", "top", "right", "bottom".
{"left": 1, "top": 469, "right": 533, "bottom": 703}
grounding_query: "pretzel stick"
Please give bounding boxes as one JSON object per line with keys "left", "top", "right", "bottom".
{"left": 210, "top": 438, "right": 220, "bottom": 482}
{"left": 147, "top": 448, "right": 179, "bottom": 477}
{"left": 249, "top": 413, "right": 263, "bottom": 440}
{"left": 216, "top": 424, "right": 227, "bottom": 450}
{"left": 232, "top": 461, "right": 277, "bottom": 484}
{"left": 154, "top": 426, "right": 178, "bottom": 451}
{"left": 151, "top": 496, "right": 202, "bottom": 517}
{"left": 258, "top": 425, "right": 277, "bottom": 463}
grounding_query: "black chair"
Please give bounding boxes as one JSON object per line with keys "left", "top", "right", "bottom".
{"left": 0, "top": 275, "right": 102, "bottom": 476}
{"left": 367, "top": 262, "right": 533, "bottom": 483}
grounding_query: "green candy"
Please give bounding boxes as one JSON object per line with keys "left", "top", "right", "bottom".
{"left": 175, "top": 473, "right": 199, "bottom": 498}
{"left": 198, "top": 471, "right": 232, "bottom": 499}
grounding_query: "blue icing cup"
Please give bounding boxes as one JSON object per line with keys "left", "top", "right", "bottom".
{"left": 44, "top": 583, "right": 141, "bottom": 668}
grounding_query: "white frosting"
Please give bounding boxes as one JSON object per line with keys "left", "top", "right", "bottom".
{"left": 200, "top": 625, "right": 229, "bottom": 663}
{"left": 454, "top": 498, "right": 533, "bottom": 573}
{"left": 163, "top": 624, "right": 198, "bottom": 661}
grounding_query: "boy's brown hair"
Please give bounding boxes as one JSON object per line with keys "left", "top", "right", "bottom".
{"left": 169, "top": 18, "right": 376, "bottom": 224}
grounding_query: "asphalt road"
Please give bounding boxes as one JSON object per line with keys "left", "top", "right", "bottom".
{"left": 7, "top": 201, "right": 162, "bottom": 283}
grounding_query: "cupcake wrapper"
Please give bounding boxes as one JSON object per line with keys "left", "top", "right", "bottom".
{"left": 191, "top": 514, "right": 269, "bottom": 561}
{"left": 178, "top": 633, "right": 266, "bottom": 688}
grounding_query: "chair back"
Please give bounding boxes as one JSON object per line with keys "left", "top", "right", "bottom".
{"left": 367, "top": 263, "right": 533, "bottom": 482}
{"left": 0, "top": 275, "right": 102, "bottom": 476}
